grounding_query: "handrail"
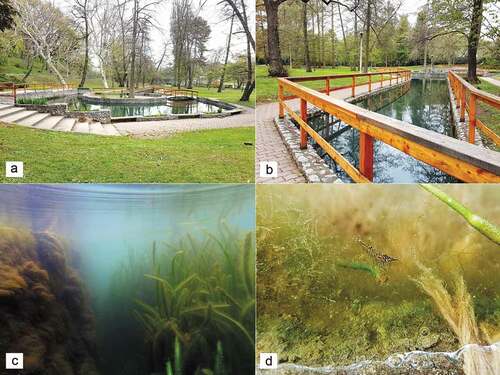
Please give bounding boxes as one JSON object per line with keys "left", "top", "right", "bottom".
{"left": 154, "top": 87, "right": 198, "bottom": 98}
{"left": 448, "top": 71, "right": 500, "bottom": 146}
{"left": 277, "top": 72, "right": 500, "bottom": 183}
{"left": 0, "top": 81, "right": 76, "bottom": 102}
{"left": 280, "top": 70, "right": 411, "bottom": 101}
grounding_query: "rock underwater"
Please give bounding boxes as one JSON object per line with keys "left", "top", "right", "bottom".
{"left": 0, "top": 226, "right": 100, "bottom": 375}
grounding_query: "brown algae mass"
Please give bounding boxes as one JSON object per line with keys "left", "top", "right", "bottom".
{"left": 256, "top": 184, "right": 500, "bottom": 373}
{"left": 0, "top": 226, "right": 99, "bottom": 374}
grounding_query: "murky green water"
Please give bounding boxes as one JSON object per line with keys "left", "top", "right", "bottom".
{"left": 59, "top": 98, "right": 223, "bottom": 117}
{"left": 257, "top": 184, "right": 500, "bottom": 371}
{"left": 0, "top": 185, "right": 255, "bottom": 375}
{"left": 308, "top": 79, "right": 456, "bottom": 183}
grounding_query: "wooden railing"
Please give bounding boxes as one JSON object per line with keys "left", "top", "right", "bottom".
{"left": 277, "top": 71, "right": 500, "bottom": 183}
{"left": 448, "top": 71, "right": 500, "bottom": 146}
{"left": 279, "top": 70, "right": 411, "bottom": 101}
{"left": 154, "top": 87, "right": 198, "bottom": 99}
{"left": 0, "top": 82, "right": 75, "bottom": 102}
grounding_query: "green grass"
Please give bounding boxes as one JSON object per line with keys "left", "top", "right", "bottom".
{"left": 0, "top": 57, "right": 256, "bottom": 106}
{"left": 0, "top": 123, "right": 255, "bottom": 183}
{"left": 256, "top": 65, "right": 410, "bottom": 102}
{"left": 476, "top": 79, "right": 500, "bottom": 149}
{"left": 195, "top": 86, "right": 255, "bottom": 108}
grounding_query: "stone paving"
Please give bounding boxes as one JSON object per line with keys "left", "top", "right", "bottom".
{"left": 113, "top": 107, "right": 254, "bottom": 137}
{"left": 0, "top": 100, "right": 254, "bottom": 137}
{"left": 255, "top": 80, "right": 402, "bottom": 183}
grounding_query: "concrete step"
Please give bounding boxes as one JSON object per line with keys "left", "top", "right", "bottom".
{"left": 35, "top": 115, "right": 65, "bottom": 130}
{"left": 102, "top": 123, "right": 120, "bottom": 136}
{"left": 0, "top": 106, "right": 25, "bottom": 119}
{"left": 89, "top": 121, "right": 106, "bottom": 135}
{"left": 72, "top": 121, "right": 89, "bottom": 133}
{"left": 17, "top": 113, "right": 51, "bottom": 127}
{"left": 0, "top": 104, "right": 14, "bottom": 111}
{"left": 53, "top": 117, "right": 76, "bottom": 132}
{"left": 2, "top": 110, "right": 38, "bottom": 123}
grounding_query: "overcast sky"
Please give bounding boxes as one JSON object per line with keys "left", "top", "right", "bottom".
{"left": 54, "top": 0, "right": 430, "bottom": 63}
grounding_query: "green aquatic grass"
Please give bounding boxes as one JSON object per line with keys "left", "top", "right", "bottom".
{"left": 132, "top": 227, "right": 255, "bottom": 374}
{"left": 0, "top": 123, "right": 255, "bottom": 183}
{"left": 336, "top": 260, "right": 381, "bottom": 279}
{"left": 420, "top": 184, "right": 500, "bottom": 245}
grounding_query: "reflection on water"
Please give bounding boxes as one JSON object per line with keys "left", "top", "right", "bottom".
{"left": 61, "top": 98, "right": 223, "bottom": 117}
{"left": 257, "top": 184, "right": 500, "bottom": 372}
{"left": 0, "top": 185, "right": 255, "bottom": 375}
{"left": 308, "top": 79, "right": 456, "bottom": 183}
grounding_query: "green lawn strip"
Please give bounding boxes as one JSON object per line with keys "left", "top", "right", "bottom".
{"left": 0, "top": 123, "right": 255, "bottom": 183}
{"left": 256, "top": 65, "right": 410, "bottom": 102}
{"left": 194, "top": 86, "right": 255, "bottom": 108}
{"left": 475, "top": 79, "right": 500, "bottom": 149}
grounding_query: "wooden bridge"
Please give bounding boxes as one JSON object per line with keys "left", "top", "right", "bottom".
{"left": 153, "top": 87, "right": 198, "bottom": 99}
{"left": 277, "top": 70, "right": 500, "bottom": 183}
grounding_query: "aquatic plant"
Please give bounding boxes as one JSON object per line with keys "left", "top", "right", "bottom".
{"left": 336, "top": 260, "right": 382, "bottom": 280}
{"left": 420, "top": 184, "right": 500, "bottom": 245}
{"left": 415, "top": 266, "right": 500, "bottom": 375}
{"left": 166, "top": 361, "right": 173, "bottom": 375}
{"left": 214, "top": 341, "right": 225, "bottom": 375}
{"left": 133, "top": 226, "right": 255, "bottom": 374}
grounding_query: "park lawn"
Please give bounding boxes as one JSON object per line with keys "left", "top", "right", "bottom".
{"left": 256, "top": 65, "right": 412, "bottom": 102}
{"left": 195, "top": 86, "right": 255, "bottom": 108}
{"left": 0, "top": 123, "right": 255, "bottom": 183}
{"left": 476, "top": 79, "right": 500, "bottom": 150}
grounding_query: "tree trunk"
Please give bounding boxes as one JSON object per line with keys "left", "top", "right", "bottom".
{"left": 363, "top": 0, "right": 371, "bottom": 73}
{"left": 129, "top": 0, "right": 138, "bottom": 98}
{"left": 79, "top": 0, "right": 89, "bottom": 88}
{"left": 219, "top": 12, "right": 234, "bottom": 93}
{"left": 240, "top": 37, "right": 254, "bottom": 101}
{"left": 303, "top": 2, "right": 311, "bottom": 72}
{"left": 264, "top": 0, "right": 287, "bottom": 76}
{"left": 467, "top": 0, "right": 483, "bottom": 83}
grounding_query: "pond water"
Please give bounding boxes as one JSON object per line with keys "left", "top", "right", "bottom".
{"left": 308, "top": 79, "right": 457, "bottom": 183}
{"left": 257, "top": 184, "right": 500, "bottom": 373}
{"left": 62, "top": 98, "right": 224, "bottom": 117}
{"left": 0, "top": 185, "right": 255, "bottom": 375}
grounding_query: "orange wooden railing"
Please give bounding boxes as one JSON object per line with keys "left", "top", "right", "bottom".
{"left": 154, "top": 87, "right": 198, "bottom": 99}
{"left": 279, "top": 70, "right": 411, "bottom": 102}
{"left": 0, "top": 82, "right": 75, "bottom": 102}
{"left": 448, "top": 71, "right": 500, "bottom": 146}
{"left": 277, "top": 71, "right": 500, "bottom": 183}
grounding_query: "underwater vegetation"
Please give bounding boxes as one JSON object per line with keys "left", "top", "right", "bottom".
{"left": 420, "top": 184, "right": 500, "bottom": 245}
{"left": 0, "top": 226, "right": 99, "bottom": 374}
{"left": 100, "top": 224, "right": 255, "bottom": 375}
{"left": 256, "top": 185, "right": 500, "bottom": 373}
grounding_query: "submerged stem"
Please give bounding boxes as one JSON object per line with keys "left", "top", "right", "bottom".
{"left": 420, "top": 184, "right": 500, "bottom": 246}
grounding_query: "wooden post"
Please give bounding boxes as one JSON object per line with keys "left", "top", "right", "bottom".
{"left": 380, "top": 74, "right": 383, "bottom": 87}
{"left": 12, "top": 83, "right": 16, "bottom": 103}
{"left": 460, "top": 85, "right": 466, "bottom": 122}
{"left": 469, "top": 93, "right": 476, "bottom": 144}
{"left": 368, "top": 75, "right": 372, "bottom": 92}
{"left": 390, "top": 74, "right": 392, "bottom": 86}
{"left": 326, "top": 78, "right": 330, "bottom": 96}
{"left": 278, "top": 83, "right": 284, "bottom": 118}
{"left": 351, "top": 76, "right": 355, "bottom": 97}
{"left": 359, "top": 132, "right": 374, "bottom": 181}
{"left": 300, "top": 98, "right": 308, "bottom": 149}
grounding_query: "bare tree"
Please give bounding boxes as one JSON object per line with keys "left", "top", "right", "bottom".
{"left": 72, "top": 0, "right": 95, "bottom": 87}
{"left": 218, "top": 11, "right": 234, "bottom": 93}
{"left": 12, "top": 0, "right": 78, "bottom": 85}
